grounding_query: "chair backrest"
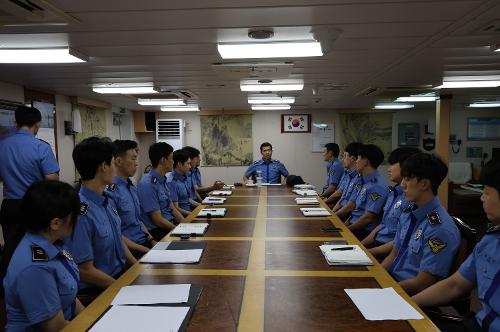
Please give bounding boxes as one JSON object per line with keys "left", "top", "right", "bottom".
{"left": 450, "top": 216, "right": 478, "bottom": 273}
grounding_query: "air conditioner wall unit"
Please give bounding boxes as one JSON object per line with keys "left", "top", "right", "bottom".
{"left": 156, "top": 119, "right": 185, "bottom": 150}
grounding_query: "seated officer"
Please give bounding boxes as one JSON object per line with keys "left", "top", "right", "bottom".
{"left": 320, "top": 143, "right": 344, "bottom": 198}
{"left": 4, "top": 180, "right": 84, "bottom": 331}
{"left": 106, "top": 140, "right": 155, "bottom": 258}
{"left": 243, "top": 142, "right": 289, "bottom": 184}
{"left": 182, "top": 146, "right": 224, "bottom": 200}
{"left": 326, "top": 142, "right": 363, "bottom": 208}
{"left": 362, "top": 147, "right": 421, "bottom": 258}
{"left": 168, "top": 149, "right": 200, "bottom": 217}
{"left": 68, "top": 137, "right": 136, "bottom": 292}
{"left": 412, "top": 159, "right": 500, "bottom": 332}
{"left": 346, "top": 144, "right": 389, "bottom": 240}
{"left": 382, "top": 152, "right": 460, "bottom": 296}
{"left": 138, "top": 143, "right": 185, "bottom": 241}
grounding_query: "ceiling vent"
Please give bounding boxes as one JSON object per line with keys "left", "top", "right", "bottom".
{"left": 212, "top": 62, "right": 294, "bottom": 79}
{"left": 150, "top": 89, "right": 199, "bottom": 100}
{"left": 0, "top": 0, "right": 78, "bottom": 25}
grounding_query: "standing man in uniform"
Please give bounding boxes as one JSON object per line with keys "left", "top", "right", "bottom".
{"left": 67, "top": 137, "right": 136, "bottom": 295}
{"left": 106, "top": 140, "right": 155, "bottom": 258}
{"left": 138, "top": 142, "right": 185, "bottom": 241}
{"left": 412, "top": 159, "right": 500, "bottom": 332}
{"left": 0, "top": 106, "right": 59, "bottom": 293}
{"left": 346, "top": 144, "right": 389, "bottom": 240}
{"left": 243, "top": 142, "right": 289, "bottom": 184}
{"left": 382, "top": 153, "right": 460, "bottom": 296}
{"left": 168, "top": 149, "right": 200, "bottom": 216}
{"left": 182, "top": 146, "right": 224, "bottom": 200}
{"left": 320, "top": 143, "right": 344, "bottom": 198}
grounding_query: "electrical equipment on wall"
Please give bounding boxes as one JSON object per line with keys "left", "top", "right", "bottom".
{"left": 398, "top": 123, "right": 420, "bottom": 147}
{"left": 422, "top": 138, "right": 435, "bottom": 151}
{"left": 449, "top": 134, "right": 462, "bottom": 154}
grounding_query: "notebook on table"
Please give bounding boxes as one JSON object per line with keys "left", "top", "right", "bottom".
{"left": 197, "top": 208, "right": 226, "bottom": 218}
{"left": 300, "top": 207, "right": 330, "bottom": 216}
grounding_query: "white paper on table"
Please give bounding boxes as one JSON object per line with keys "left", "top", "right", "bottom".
{"left": 344, "top": 288, "right": 424, "bottom": 320}
{"left": 197, "top": 208, "right": 226, "bottom": 217}
{"left": 210, "top": 190, "right": 232, "bottom": 196}
{"left": 112, "top": 284, "right": 191, "bottom": 305}
{"left": 294, "top": 184, "right": 315, "bottom": 189}
{"left": 261, "top": 183, "right": 282, "bottom": 186}
{"left": 202, "top": 197, "right": 226, "bottom": 204}
{"left": 300, "top": 207, "right": 330, "bottom": 216}
{"left": 89, "top": 306, "right": 190, "bottom": 332}
{"left": 140, "top": 249, "right": 203, "bottom": 263}
{"left": 222, "top": 184, "right": 235, "bottom": 189}
{"left": 171, "top": 223, "right": 209, "bottom": 235}
{"left": 319, "top": 245, "right": 372, "bottom": 265}
{"left": 151, "top": 242, "right": 170, "bottom": 250}
{"left": 292, "top": 189, "right": 318, "bottom": 196}
{"left": 295, "top": 198, "right": 320, "bottom": 205}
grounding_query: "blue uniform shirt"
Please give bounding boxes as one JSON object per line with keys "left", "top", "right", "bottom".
{"left": 323, "top": 158, "right": 344, "bottom": 192}
{"left": 338, "top": 172, "right": 361, "bottom": 208}
{"left": 66, "top": 186, "right": 126, "bottom": 289}
{"left": 106, "top": 176, "right": 148, "bottom": 245}
{"left": 168, "top": 171, "right": 192, "bottom": 212}
{"left": 459, "top": 226, "right": 500, "bottom": 332}
{"left": 391, "top": 197, "right": 460, "bottom": 282}
{"left": 4, "top": 233, "right": 79, "bottom": 331}
{"left": 0, "top": 129, "right": 59, "bottom": 199}
{"left": 138, "top": 170, "right": 174, "bottom": 230}
{"left": 375, "top": 184, "right": 410, "bottom": 244}
{"left": 244, "top": 159, "right": 289, "bottom": 184}
{"left": 186, "top": 169, "right": 199, "bottom": 200}
{"left": 349, "top": 171, "right": 389, "bottom": 231}
{"left": 191, "top": 167, "right": 202, "bottom": 187}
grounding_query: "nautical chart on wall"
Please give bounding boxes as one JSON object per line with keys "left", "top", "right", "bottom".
{"left": 74, "top": 104, "right": 107, "bottom": 145}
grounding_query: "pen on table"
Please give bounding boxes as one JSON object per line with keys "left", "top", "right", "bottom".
{"left": 331, "top": 247, "right": 355, "bottom": 251}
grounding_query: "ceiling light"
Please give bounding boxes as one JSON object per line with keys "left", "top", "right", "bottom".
{"left": 217, "top": 41, "right": 323, "bottom": 59}
{"left": 241, "top": 79, "right": 304, "bottom": 92}
{"left": 138, "top": 98, "right": 186, "bottom": 106}
{"left": 0, "top": 47, "right": 87, "bottom": 63}
{"left": 436, "top": 81, "right": 500, "bottom": 89}
{"left": 93, "top": 84, "right": 158, "bottom": 94}
{"left": 373, "top": 103, "right": 414, "bottom": 110}
{"left": 248, "top": 97, "right": 295, "bottom": 104}
{"left": 491, "top": 44, "right": 500, "bottom": 52}
{"left": 160, "top": 106, "right": 199, "bottom": 112}
{"left": 251, "top": 105, "right": 291, "bottom": 110}
{"left": 395, "top": 94, "right": 437, "bottom": 102}
{"left": 468, "top": 102, "right": 500, "bottom": 108}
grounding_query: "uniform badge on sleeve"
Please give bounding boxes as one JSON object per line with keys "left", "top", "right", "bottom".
{"left": 31, "top": 245, "right": 48, "bottom": 261}
{"left": 80, "top": 202, "right": 89, "bottom": 216}
{"left": 370, "top": 192, "right": 381, "bottom": 201}
{"left": 427, "top": 212, "right": 441, "bottom": 225}
{"left": 428, "top": 238, "right": 446, "bottom": 254}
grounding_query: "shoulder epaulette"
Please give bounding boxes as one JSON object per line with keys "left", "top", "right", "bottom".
{"left": 31, "top": 245, "right": 48, "bottom": 261}
{"left": 403, "top": 203, "right": 416, "bottom": 212}
{"left": 253, "top": 160, "right": 260, "bottom": 165}
{"left": 80, "top": 202, "right": 89, "bottom": 216}
{"left": 107, "top": 183, "right": 116, "bottom": 192}
{"left": 151, "top": 176, "right": 158, "bottom": 184}
{"left": 427, "top": 211, "right": 441, "bottom": 225}
{"left": 370, "top": 177, "right": 377, "bottom": 183}
{"left": 37, "top": 138, "right": 50, "bottom": 145}
{"left": 486, "top": 225, "right": 500, "bottom": 233}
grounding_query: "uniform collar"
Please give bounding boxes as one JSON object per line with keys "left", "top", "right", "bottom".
{"left": 80, "top": 185, "right": 106, "bottom": 206}
{"left": 25, "top": 232, "right": 60, "bottom": 260}
{"left": 486, "top": 224, "right": 500, "bottom": 233}
{"left": 115, "top": 176, "right": 134, "bottom": 189}
{"left": 150, "top": 170, "right": 166, "bottom": 184}
{"left": 412, "top": 196, "right": 441, "bottom": 222}
{"left": 394, "top": 184, "right": 404, "bottom": 195}
{"left": 173, "top": 170, "right": 187, "bottom": 181}
{"left": 17, "top": 128, "right": 35, "bottom": 137}
{"left": 260, "top": 159, "right": 272, "bottom": 165}
{"left": 326, "top": 158, "right": 335, "bottom": 167}
{"left": 363, "top": 170, "right": 379, "bottom": 184}
{"left": 347, "top": 169, "right": 357, "bottom": 178}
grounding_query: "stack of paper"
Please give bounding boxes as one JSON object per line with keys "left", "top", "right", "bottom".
{"left": 300, "top": 207, "right": 330, "bottom": 216}
{"left": 222, "top": 184, "right": 235, "bottom": 189}
{"left": 202, "top": 197, "right": 226, "bottom": 205}
{"left": 344, "top": 287, "right": 423, "bottom": 320}
{"left": 245, "top": 183, "right": 257, "bottom": 187}
{"left": 295, "top": 197, "right": 320, "bottom": 205}
{"left": 89, "top": 306, "right": 189, "bottom": 332}
{"left": 140, "top": 249, "right": 203, "bottom": 263}
{"left": 261, "top": 183, "right": 282, "bottom": 186}
{"left": 112, "top": 284, "right": 191, "bottom": 305}
{"left": 170, "top": 223, "right": 209, "bottom": 236}
{"left": 210, "top": 190, "right": 232, "bottom": 196}
{"left": 294, "top": 184, "right": 315, "bottom": 189}
{"left": 292, "top": 189, "right": 318, "bottom": 196}
{"left": 319, "top": 245, "right": 372, "bottom": 266}
{"left": 197, "top": 208, "right": 226, "bottom": 217}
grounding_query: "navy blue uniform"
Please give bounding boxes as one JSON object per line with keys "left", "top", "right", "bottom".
{"left": 137, "top": 170, "right": 174, "bottom": 231}
{"left": 244, "top": 159, "right": 289, "bottom": 184}
{"left": 4, "top": 233, "right": 79, "bottom": 331}
{"left": 168, "top": 171, "right": 192, "bottom": 212}
{"left": 323, "top": 158, "right": 344, "bottom": 192}
{"left": 375, "top": 184, "right": 410, "bottom": 244}
{"left": 338, "top": 172, "right": 361, "bottom": 208}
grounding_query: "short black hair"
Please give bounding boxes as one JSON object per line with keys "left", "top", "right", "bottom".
{"left": 324, "top": 143, "right": 340, "bottom": 158}
{"left": 15, "top": 106, "right": 41, "bottom": 127}
{"left": 480, "top": 159, "right": 500, "bottom": 194}
{"left": 149, "top": 142, "right": 173, "bottom": 168}
{"left": 113, "top": 140, "right": 138, "bottom": 158}
{"left": 260, "top": 142, "right": 272, "bottom": 152}
{"left": 21, "top": 180, "right": 80, "bottom": 233}
{"left": 173, "top": 149, "right": 190, "bottom": 168}
{"left": 344, "top": 142, "right": 363, "bottom": 157}
{"left": 182, "top": 146, "right": 200, "bottom": 159}
{"left": 73, "top": 137, "right": 115, "bottom": 181}
{"left": 358, "top": 144, "right": 385, "bottom": 168}
{"left": 388, "top": 147, "right": 421, "bottom": 165}
{"left": 401, "top": 153, "right": 448, "bottom": 195}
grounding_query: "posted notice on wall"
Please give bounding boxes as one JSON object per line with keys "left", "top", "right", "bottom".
{"left": 312, "top": 122, "right": 334, "bottom": 152}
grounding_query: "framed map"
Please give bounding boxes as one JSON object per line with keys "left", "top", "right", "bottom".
{"left": 74, "top": 104, "right": 107, "bottom": 145}
{"left": 200, "top": 114, "right": 253, "bottom": 166}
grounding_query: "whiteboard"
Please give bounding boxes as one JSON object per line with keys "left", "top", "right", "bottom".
{"left": 312, "top": 122, "right": 334, "bottom": 152}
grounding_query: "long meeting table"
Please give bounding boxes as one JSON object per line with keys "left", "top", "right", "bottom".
{"left": 63, "top": 185, "right": 439, "bottom": 332}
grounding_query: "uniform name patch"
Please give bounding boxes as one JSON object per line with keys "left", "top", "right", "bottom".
{"left": 428, "top": 238, "right": 446, "bottom": 254}
{"left": 80, "top": 202, "right": 89, "bottom": 216}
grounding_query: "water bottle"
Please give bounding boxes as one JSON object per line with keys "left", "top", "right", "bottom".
{"left": 256, "top": 170, "right": 263, "bottom": 186}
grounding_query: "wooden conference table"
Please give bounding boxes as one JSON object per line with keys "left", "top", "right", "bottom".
{"left": 64, "top": 185, "right": 439, "bottom": 332}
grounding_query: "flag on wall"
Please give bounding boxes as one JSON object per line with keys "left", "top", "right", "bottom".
{"left": 281, "top": 114, "right": 311, "bottom": 133}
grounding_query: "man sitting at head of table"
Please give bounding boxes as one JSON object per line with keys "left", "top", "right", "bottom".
{"left": 243, "top": 142, "right": 289, "bottom": 184}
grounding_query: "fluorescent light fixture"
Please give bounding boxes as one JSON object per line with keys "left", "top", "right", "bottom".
{"left": 248, "top": 96, "right": 295, "bottom": 104}
{"left": 251, "top": 105, "right": 291, "bottom": 110}
{"left": 138, "top": 98, "right": 186, "bottom": 106}
{"left": 436, "top": 81, "right": 500, "bottom": 89}
{"left": 160, "top": 106, "right": 199, "bottom": 112}
{"left": 491, "top": 44, "right": 500, "bottom": 52}
{"left": 373, "top": 103, "right": 414, "bottom": 110}
{"left": 468, "top": 102, "right": 500, "bottom": 108}
{"left": 395, "top": 94, "right": 436, "bottom": 102}
{"left": 93, "top": 83, "right": 158, "bottom": 94}
{"left": 0, "top": 47, "right": 87, "bottom": 63}
{"left": 217, "top": 41, "right": 323, "bottom": 59}
{"left": 241, "top": 79, "right": 304, "bottom": 92}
